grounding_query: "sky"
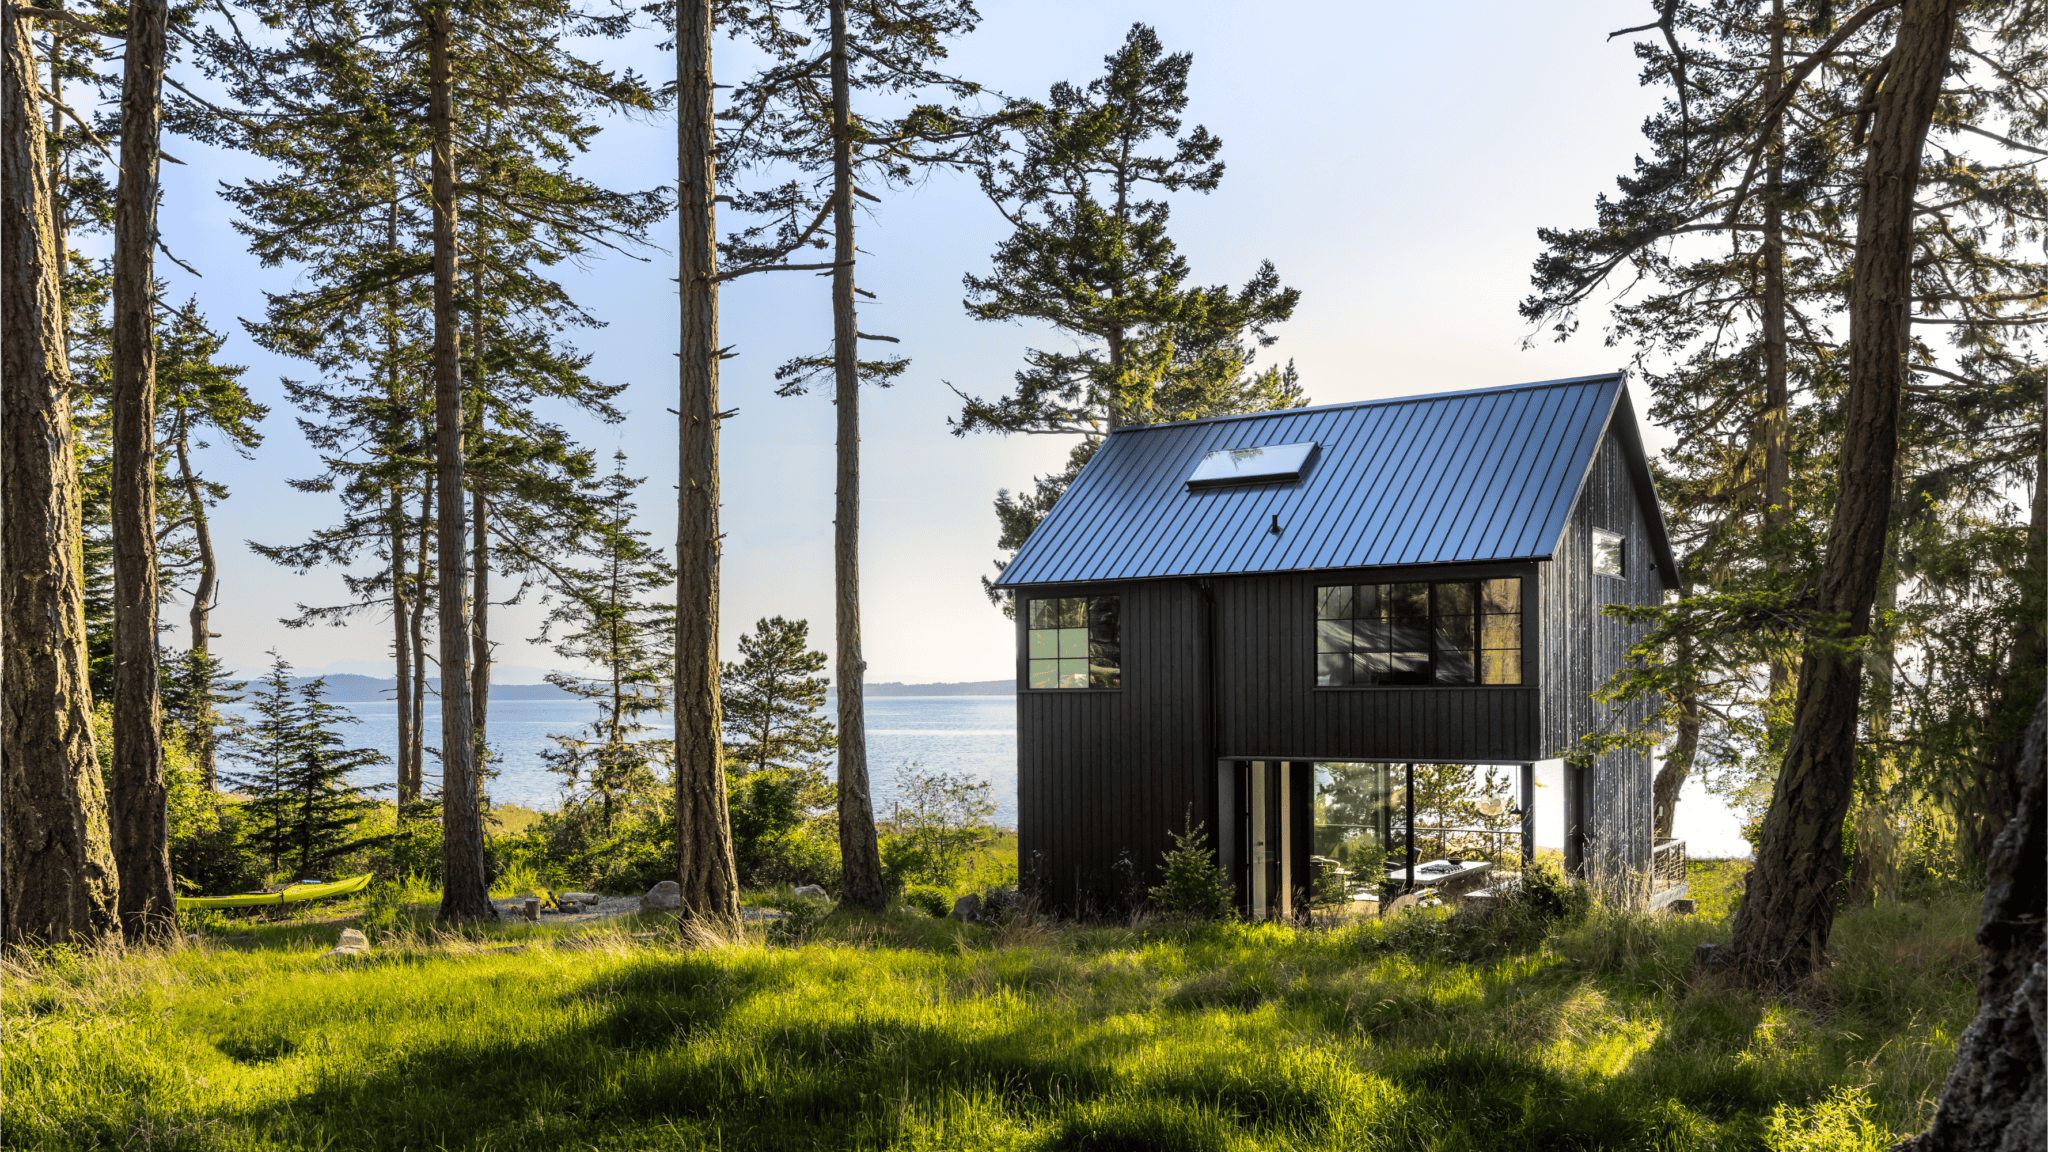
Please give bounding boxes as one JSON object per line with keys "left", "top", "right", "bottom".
{"left": 137, "top": 0, "right": 1677, "bottom": 685}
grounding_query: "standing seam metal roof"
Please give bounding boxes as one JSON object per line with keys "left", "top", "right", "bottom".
{"left": 993, "top": 373, "right": 1680, "bottom": 589}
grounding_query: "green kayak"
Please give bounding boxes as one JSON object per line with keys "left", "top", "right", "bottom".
{"left": 177, "top": 873, "right": 373, "bottom": 909}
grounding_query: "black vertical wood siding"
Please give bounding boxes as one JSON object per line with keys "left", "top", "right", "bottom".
{"left": 1016, "top": 579, "right": 1209, "bottom": 913}
{"left": 1016, "top": 433, "right": 1666, "bottom": 912}
{"left": 1537, "top": 429, "right": 1660, "bottom": 904}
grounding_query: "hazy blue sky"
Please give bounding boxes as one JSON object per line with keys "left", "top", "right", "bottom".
{"left": 142, "top": 0, "right": 1674, "bottom": 684}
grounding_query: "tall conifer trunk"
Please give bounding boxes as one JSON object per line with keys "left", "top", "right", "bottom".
{"left": 410, "top": 470, "right": 431, "bottom": 800}
{"left": 674, "top": 0, "right": 741, "bottom": 926}
{"left": 829, "top": 0, "right": 885, "bottom": 912}
{"left": 109, "top": 0, "right": 174, "bottom": 940}
{"left": 2, "top": 2, "right": 119, "bottom": 946}
{"left": 1761, "top": 0, "right": 1794, "bottom": 740}
{"left": 1722, "top": 0, "right": 1961, "bottom": 987}
{"left": 386, "top": 189, "right": 415, "bottom": 805}
{"left": 171, "top": 408, "right": 220, "bottom": 789}
{"left": 427, "top": 0, "right": 492, "bottom": 922}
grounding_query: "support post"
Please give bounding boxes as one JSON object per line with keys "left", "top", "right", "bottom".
{"left": 1520, "top": 761, "right": 1536, "bottom": 865}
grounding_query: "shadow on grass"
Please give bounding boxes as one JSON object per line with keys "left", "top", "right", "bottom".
{"left": 214, "top": 947, "right": 1358, "bottom": 1151}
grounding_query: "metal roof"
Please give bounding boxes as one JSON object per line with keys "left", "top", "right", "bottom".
{"left": 994, "top": 372, "right": 1681, "bottom": 590}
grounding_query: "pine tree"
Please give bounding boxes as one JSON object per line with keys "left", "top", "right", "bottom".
{"left": 538, "top": 460, "right": 675, "bottom": 832}
{"left": 720, "top": 0, "right": 999, "bottom": 914}
{"left": 949, "top": 24, "right": 1305, "bottom": 607}
{"left": 222, "top": 655, "right": 390, "bottom": 881}
{"left": 722, "top": 617, "right": 836, "bottom": 777}
{"left": 1, "top": 1, "right": 120, "bottom": 946}
{"left": 1530, "top": 0, "right": 2044, "bottom": 984}
{"left": 155, "top": 300, "right": 265, "bottom": 790}
{"left": 202, "top": 0, "right": 662, "bottom": 920}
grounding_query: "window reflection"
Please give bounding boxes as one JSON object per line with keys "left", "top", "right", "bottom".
{"left": 1027, "top": 596, "right": 1122, "bottom": 689}
{"left": 1312, "top": 762, "right": 1401, "bottom": 904}
{"left": 1315, "top": 577, "right": 1522, "bottom": 686}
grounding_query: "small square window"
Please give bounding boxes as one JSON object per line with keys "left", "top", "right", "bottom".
{"left": 1593, "top": 529, "right": 1626, "bottom": 578}
{"left": 1025, "top": 596, "right": 1121, "bottom": 689}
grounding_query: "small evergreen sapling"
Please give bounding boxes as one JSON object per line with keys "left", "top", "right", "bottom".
{"left": 1148, "top": 816, "right": 1233, "bottom": 922}
{"left": 221, "top": 654, "right": 390, "bottom": 881}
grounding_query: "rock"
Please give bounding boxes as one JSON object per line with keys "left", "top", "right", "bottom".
{"left": 949, "top": 893, "right": 981, "bottom": 922}
{"left": 641, "top": 880, "right": 682, "bottom": 911}
{"left": 792, "top": 884, "right": 831, "bottom": 902}
{"left": 338, "top": 928, "right": 369, "bottom": 950}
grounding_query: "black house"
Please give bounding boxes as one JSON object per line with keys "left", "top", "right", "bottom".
{"left": 993, "top": 373, "right": 1684, "bottom": 916}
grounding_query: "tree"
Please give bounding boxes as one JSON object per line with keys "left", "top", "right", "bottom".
{"left": 155, "top": 300, "right": 266, "bottom": 790}
{"left": 1529, "top": 0, "right": 2044, "bottom": 953}
{"left": 201, "top": 0, "right": 662, "bottom": 919}
{"left": 1, "top": 0, "right": 119, "bottom": 947}
{"left": 107, "top": 0, "right": 176, "bottom": 943}
{"left": 222, "top": 655, "right": 390, "bottom": 880}
{"left": 720, "top": 0, "right": 996, "bottom": 914}
{"left": 1895, "top": 692, "right": 2044, "bottom": 1150}
{"left": 722, "top": 617, "right": 835, "bottom": 777}
{"left": 538, "top": 459, "right": 675, "bottom": 832}
{"left": 1726, "top": 0, "right": 1965, "bottom": 987}
{"left": 951, "top": 23, "right": 1305, "bottom": 604}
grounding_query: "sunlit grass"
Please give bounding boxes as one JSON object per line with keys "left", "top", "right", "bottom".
{"left": 2, "top": 878, "right": 1976, "bottom": 1151}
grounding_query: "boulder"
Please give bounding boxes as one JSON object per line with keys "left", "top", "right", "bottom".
{"left": 641, "top": 880, "right": 683, "bottom": 911}
{"left": 949, "top": 893, "right": 981, "bottom": 922}
{"left": 338, "top": 928, "right": 368, "bottom": 950}
{"left": 792, "top": 884, "right": 831, "bottom": 902}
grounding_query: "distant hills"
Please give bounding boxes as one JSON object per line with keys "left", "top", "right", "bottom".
{"left": 264, "top": 673, "right": 1012, "bottom": 703}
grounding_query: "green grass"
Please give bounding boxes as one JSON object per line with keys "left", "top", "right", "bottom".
{"left": 3, "top": 880, "right": 1977, "bottom": 1151}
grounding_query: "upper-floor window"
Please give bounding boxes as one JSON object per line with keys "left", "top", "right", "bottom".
{"left": 1593, "top": 529, "right": 1626, "bottom": 578}
{"left": 1027, "top": 596, "right": 1121, "bottom": 689}
{"left": 1316, "top": 578, "right": 1522, "bottom": 687}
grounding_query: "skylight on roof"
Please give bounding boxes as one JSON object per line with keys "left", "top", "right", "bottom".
{"left": 1185, "top": 441, "right": 1318, "bottom": 489}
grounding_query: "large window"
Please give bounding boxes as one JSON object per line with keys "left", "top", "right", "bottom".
{"left": 1316, "top": 578, "right": 1522, "bottom": 686}
{"left": 1027, "top": 596, "right": 1120, "bottom": 689}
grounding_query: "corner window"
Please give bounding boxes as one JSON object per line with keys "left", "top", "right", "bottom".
{"left": 1027, "top": 596, "right": 1120, "bottom": 689}
{"left": 1316, "top": 578, "right": 1522, "bottom": 687}
{"left": 1593, "top": 529, "right": 1625, "bottom": 578}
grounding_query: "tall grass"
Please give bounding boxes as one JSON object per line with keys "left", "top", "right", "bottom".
{"left": 2, "top": 867, "right": 1977, "bottom": 1151}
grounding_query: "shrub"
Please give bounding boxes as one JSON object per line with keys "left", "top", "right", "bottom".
{"left": 1148, "top": 819, "right": 1234, "bottom": 922}
{"left": 880, "top": 764, "right": 996, "bottom": 891}
{"left": 902, "top": 885, "right": 951, "bottom": 918}
{"left": 765, "top": 898, "right": 826, "bottom": 946}
{"left": 730, "top": 765, "right": 840, "bottom": 889}
{"left": 1512, "top": 856, "right": 1591, "bottom": 928}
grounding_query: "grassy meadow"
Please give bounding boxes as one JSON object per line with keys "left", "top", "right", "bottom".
{"left": 2, "top": 859, "right": 1980, "bottom": 1151}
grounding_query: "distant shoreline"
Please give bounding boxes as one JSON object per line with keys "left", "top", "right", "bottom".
{"left": 271, "top": 673, "right": 1014, "bottom": 703}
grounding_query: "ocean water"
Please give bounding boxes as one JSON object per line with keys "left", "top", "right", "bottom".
{"left": 228, "top": 695, "right": 1021, "bottom": 826}
{"left": 223, "top": 692, "right": 1749, "bottom": 856}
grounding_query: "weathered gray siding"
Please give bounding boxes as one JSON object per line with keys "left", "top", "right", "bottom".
{"left": 1538, "top": 429, "right": 1663, "bottom": 905}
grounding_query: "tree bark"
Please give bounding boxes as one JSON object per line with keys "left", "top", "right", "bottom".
{"left": 427, "top": 1, "right": 492, "bottom": 922}
{"left": 172, "top": 406, "right": 219, "bottom": 790}
{"left": 409, "top": 472, "right": 430, "bottom": 801}
{"left": 386, "top": 188, "right": 414, "bottom": 806}
{"left": 1969, "top": 433, "right": 2044, "bottom": 866}
{"left": 470, "top": 486, "right": 489, "bottom": 756}
{"left": 1720, "top": 0, "right": 1960, "bottom": 988}
{"left": 1652, "top": 682, "right": 1698, "bottom": 839}
{"left": 673, "top": 0, "right": 741, "bottom": 928}
{"left": 1892, "top": 692, "right": 2046, "bottom": 1152}
{"left": 829, "top": 0, "right": 885, "bottom": 913}
{"left": 1, "top": 2, "right": 119, "bottom": 947}
{"left": 108, "top": 0, "right": 173, "bottom": 942}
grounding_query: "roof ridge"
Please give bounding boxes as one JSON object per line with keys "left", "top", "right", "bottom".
{"left": 1108, "top": 371, "right": 1625, "bottom": 434}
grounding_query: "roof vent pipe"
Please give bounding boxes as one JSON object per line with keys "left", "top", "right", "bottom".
{"left": 1269, "top": 514, "right": 1282, "bottom": 536}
